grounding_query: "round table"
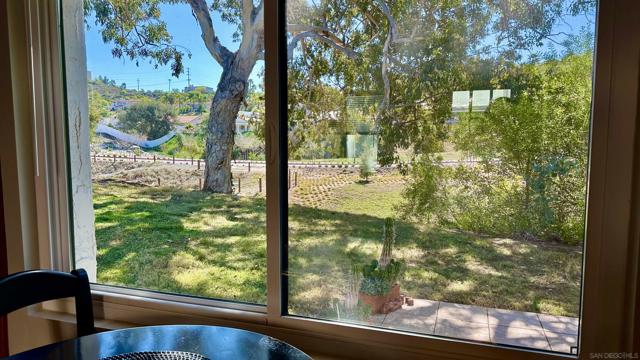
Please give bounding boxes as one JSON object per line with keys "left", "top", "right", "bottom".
{"left": 4, "top": 325, "right": 312, "bottom": 360}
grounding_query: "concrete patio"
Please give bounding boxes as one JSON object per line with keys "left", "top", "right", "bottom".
{"left": 361, "top": 300, "right": 579, "bottom": 354}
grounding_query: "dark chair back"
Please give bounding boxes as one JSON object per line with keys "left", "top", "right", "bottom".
{"left": 0, "top": 269, "right": 96, "bottom": 337}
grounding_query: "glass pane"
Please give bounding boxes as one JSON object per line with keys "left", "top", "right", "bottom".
{"left": 286, "top": 0, "right": 595, "bottom": 353}
{"left": 73, "top": 1, "right": 266, "bottom": 304}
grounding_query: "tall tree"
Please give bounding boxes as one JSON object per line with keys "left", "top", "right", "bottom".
{"left": 85, "top": 0, "right": 355, "bottom": 192}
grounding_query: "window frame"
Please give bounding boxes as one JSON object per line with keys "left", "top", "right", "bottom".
{"left": 19, "top": 0, "right": 640, "bottom": 358}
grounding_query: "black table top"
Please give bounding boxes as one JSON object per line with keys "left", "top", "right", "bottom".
{"left": 3, "top": 325, "right": 312, "bottom": 360}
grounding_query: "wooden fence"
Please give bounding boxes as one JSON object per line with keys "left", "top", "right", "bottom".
{"left": 91, "top": 153, "right": 365, "bottom": 170}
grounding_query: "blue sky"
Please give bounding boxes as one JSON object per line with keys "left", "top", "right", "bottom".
{"left": 85, "top": 3, "right": 263, "bottom": 91}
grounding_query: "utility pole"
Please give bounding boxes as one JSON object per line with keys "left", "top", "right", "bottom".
{"left": 187, "top": 68, "right": 191, "bottom": 88}
{"left": 168, "top": 79, "right": 171, "bottom": 92}
{"left": 137, "top": 78, "right": 140, "bottom": 91}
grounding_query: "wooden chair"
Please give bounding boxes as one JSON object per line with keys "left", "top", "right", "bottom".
{"left": 0, "top": 269, "right": 96, "bottom": 337}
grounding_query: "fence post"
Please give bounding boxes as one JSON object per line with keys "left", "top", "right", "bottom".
{"left": 197, "top": 159, "right": 201, "bottom": 170}
{"left": 157, "top": 177, "right": 160, "bottom": 187}
{"left": 248, "top": 162, "right": 251, "bottom": 173}
{"left": 173, "top": 155, "right": 175, "bottom": 164}
{"left": 258, "top": 178, "right": 262, "bottom": 193}
{"left": 134, "top": 154, "right": 137, "bottom": 162}
{"left": 191, "top": 157, "right": 194, "bottom": 165}
{"left": 93, "top": 153, "right": 96, "bottom": 163}
{"left": 295, "top": 172, "right": 298, "bottom": 187}
{"left": 113, "top": 154, "right": 116, "bottom": 163}
{"left": 153, "top": 155, "right": 156, "bottom": 163}
{"left": 238, "top": 177, "right": 241, "bottom": 193}
{"left": 199, "top": 178, "right": 202, "bottom": 189}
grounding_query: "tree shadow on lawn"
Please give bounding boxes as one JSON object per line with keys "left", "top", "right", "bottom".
{"left": 404, "top": 229, "right": 582, "bottom": 316}
{"left": 287, "top": 206, "right": 582, "bottom": 319}
{"left": 93, "top": 183, "right": 581, "bottom": 318}
{"left": 94, "top": 184, "right": 268, "bottom": 303}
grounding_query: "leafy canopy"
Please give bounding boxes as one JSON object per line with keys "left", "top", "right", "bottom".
{"left": 119, "top": 101, "right": 175, "bottom": 139}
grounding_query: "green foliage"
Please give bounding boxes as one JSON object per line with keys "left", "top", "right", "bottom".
{"left": 400, "top": 156, "right": 449, "bottom": 222}
{"left": 359, "top": 259, "right": 405, "bottom": 296}
{"left": 359, "top": 274, "right": 391, "bottom": 296}
{"left": 88, "top": 90, "right": 110, "bottom": 139}
{"left": 85, "top": 0, "right": 188, "bottom": 77}
{"left": 286, "top": 0, "right": 593, "bottom": 167}
{"left": 119, "top": 101, "right": 174, "bottom": 140}
{"left": 159, "top": 134, "right": 205, "bottom": 158}
{"left": 404, "top": 53, "right": 593, "bottom": 244}
{"left": 288, "top": 84, "right": 346, "bottom": 159}
{"left": 358, "top": 146, "right": 375, "bottom": 183}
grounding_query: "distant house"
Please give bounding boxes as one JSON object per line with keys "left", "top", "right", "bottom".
{"left": 110, "top": 99, "right": 137, "bottom": 111}
{"left": 236, "top": 111, "right": 258, "bottom": 133}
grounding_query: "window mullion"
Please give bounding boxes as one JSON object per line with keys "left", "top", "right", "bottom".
{"left": 264, "top": 0, "right": 286, "bottom": 322}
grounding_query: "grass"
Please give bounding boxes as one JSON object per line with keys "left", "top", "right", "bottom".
{"left": 94, "top": 184, "right": 267, "bottom": 303}
{"left": 158, "top": 134, "right": 204, "bottom": 159}
{"left": 93, "top": 180, "right": 582, "bottom": 319}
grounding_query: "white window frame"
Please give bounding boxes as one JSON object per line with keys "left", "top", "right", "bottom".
{"left": 15, "top": 0, "right": 640, "bottom": 358}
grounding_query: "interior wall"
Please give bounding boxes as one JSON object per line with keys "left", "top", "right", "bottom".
{"left": 0, "top": 0, "right": 77, "bottom": 354}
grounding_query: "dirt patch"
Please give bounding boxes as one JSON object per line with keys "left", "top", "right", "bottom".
{"left": 91, "top": 161, "right": 265, "bottom": 195}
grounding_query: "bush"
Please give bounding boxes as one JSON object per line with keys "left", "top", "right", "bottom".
{"left": 119, "top": 102, "right": 174, "bottom": 140}
{"left": 358, "top": 141, "right": 376, "bottom": 182}
{"left": 401, "top": 53, "right": 592, "bottom": 245}
{"left": 159, "top": 134, "right": 204, "bottom": 159}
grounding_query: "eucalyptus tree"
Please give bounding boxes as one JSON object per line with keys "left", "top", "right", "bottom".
{"left": 85, "top": 0, "right": 358, "bottom": 192}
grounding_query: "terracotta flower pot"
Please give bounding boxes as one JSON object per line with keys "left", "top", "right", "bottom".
{"left": 359, "top": 283, "right": 401, "bottom": 314}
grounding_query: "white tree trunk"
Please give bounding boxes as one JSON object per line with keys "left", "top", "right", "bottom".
{"left": 203, "top": 56, "right": 256, "bottom": 193}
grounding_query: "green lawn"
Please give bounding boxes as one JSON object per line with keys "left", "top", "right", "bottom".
{"left": 94, "top": 182, "right": 582, "bottom": 317}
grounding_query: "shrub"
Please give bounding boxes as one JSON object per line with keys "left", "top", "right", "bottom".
{"left": 358, "top": 143, "right": 375, "bottom": 182}
{"left": 401, "top": 53, "right": 592, "bottom": 245}
{"left": 119, "top": 102, "right": 174, "bottom": 140}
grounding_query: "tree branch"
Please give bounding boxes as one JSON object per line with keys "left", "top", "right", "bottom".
{"left": 287, "top": 24, "right": 358, "bottom": 60}
{"left": 287, "top": 31, "right": 357, "bottom": 60}
{"left": 252, "top": 1, "right": 264, "bottom": 29}
{"left": 242, "top": 0, "right": 254, "bottom": 35}
{"left": 287, "top": 24, "right": 347, "bottom": 48}
{"left": 187, "top": 0, "right": 234, "bottom": 67}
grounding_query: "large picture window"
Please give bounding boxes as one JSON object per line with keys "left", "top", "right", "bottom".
{"left": 284, "top": 0, "right": 595, "bottom": 354}
{"left": 75, "top": 0, "right": 267, "bottom": 304}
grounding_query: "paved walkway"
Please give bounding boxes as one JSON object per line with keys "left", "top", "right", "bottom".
{"left": 365, "top": 300, "right": 578, "bottom": 353}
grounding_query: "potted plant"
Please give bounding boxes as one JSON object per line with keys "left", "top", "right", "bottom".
{"left": 357, "top": 218, "right": 405, "bottom": 314}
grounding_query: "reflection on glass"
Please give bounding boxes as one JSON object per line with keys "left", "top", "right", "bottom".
{"left": 286, "top": 0, "right": 594, "bottom": 353}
